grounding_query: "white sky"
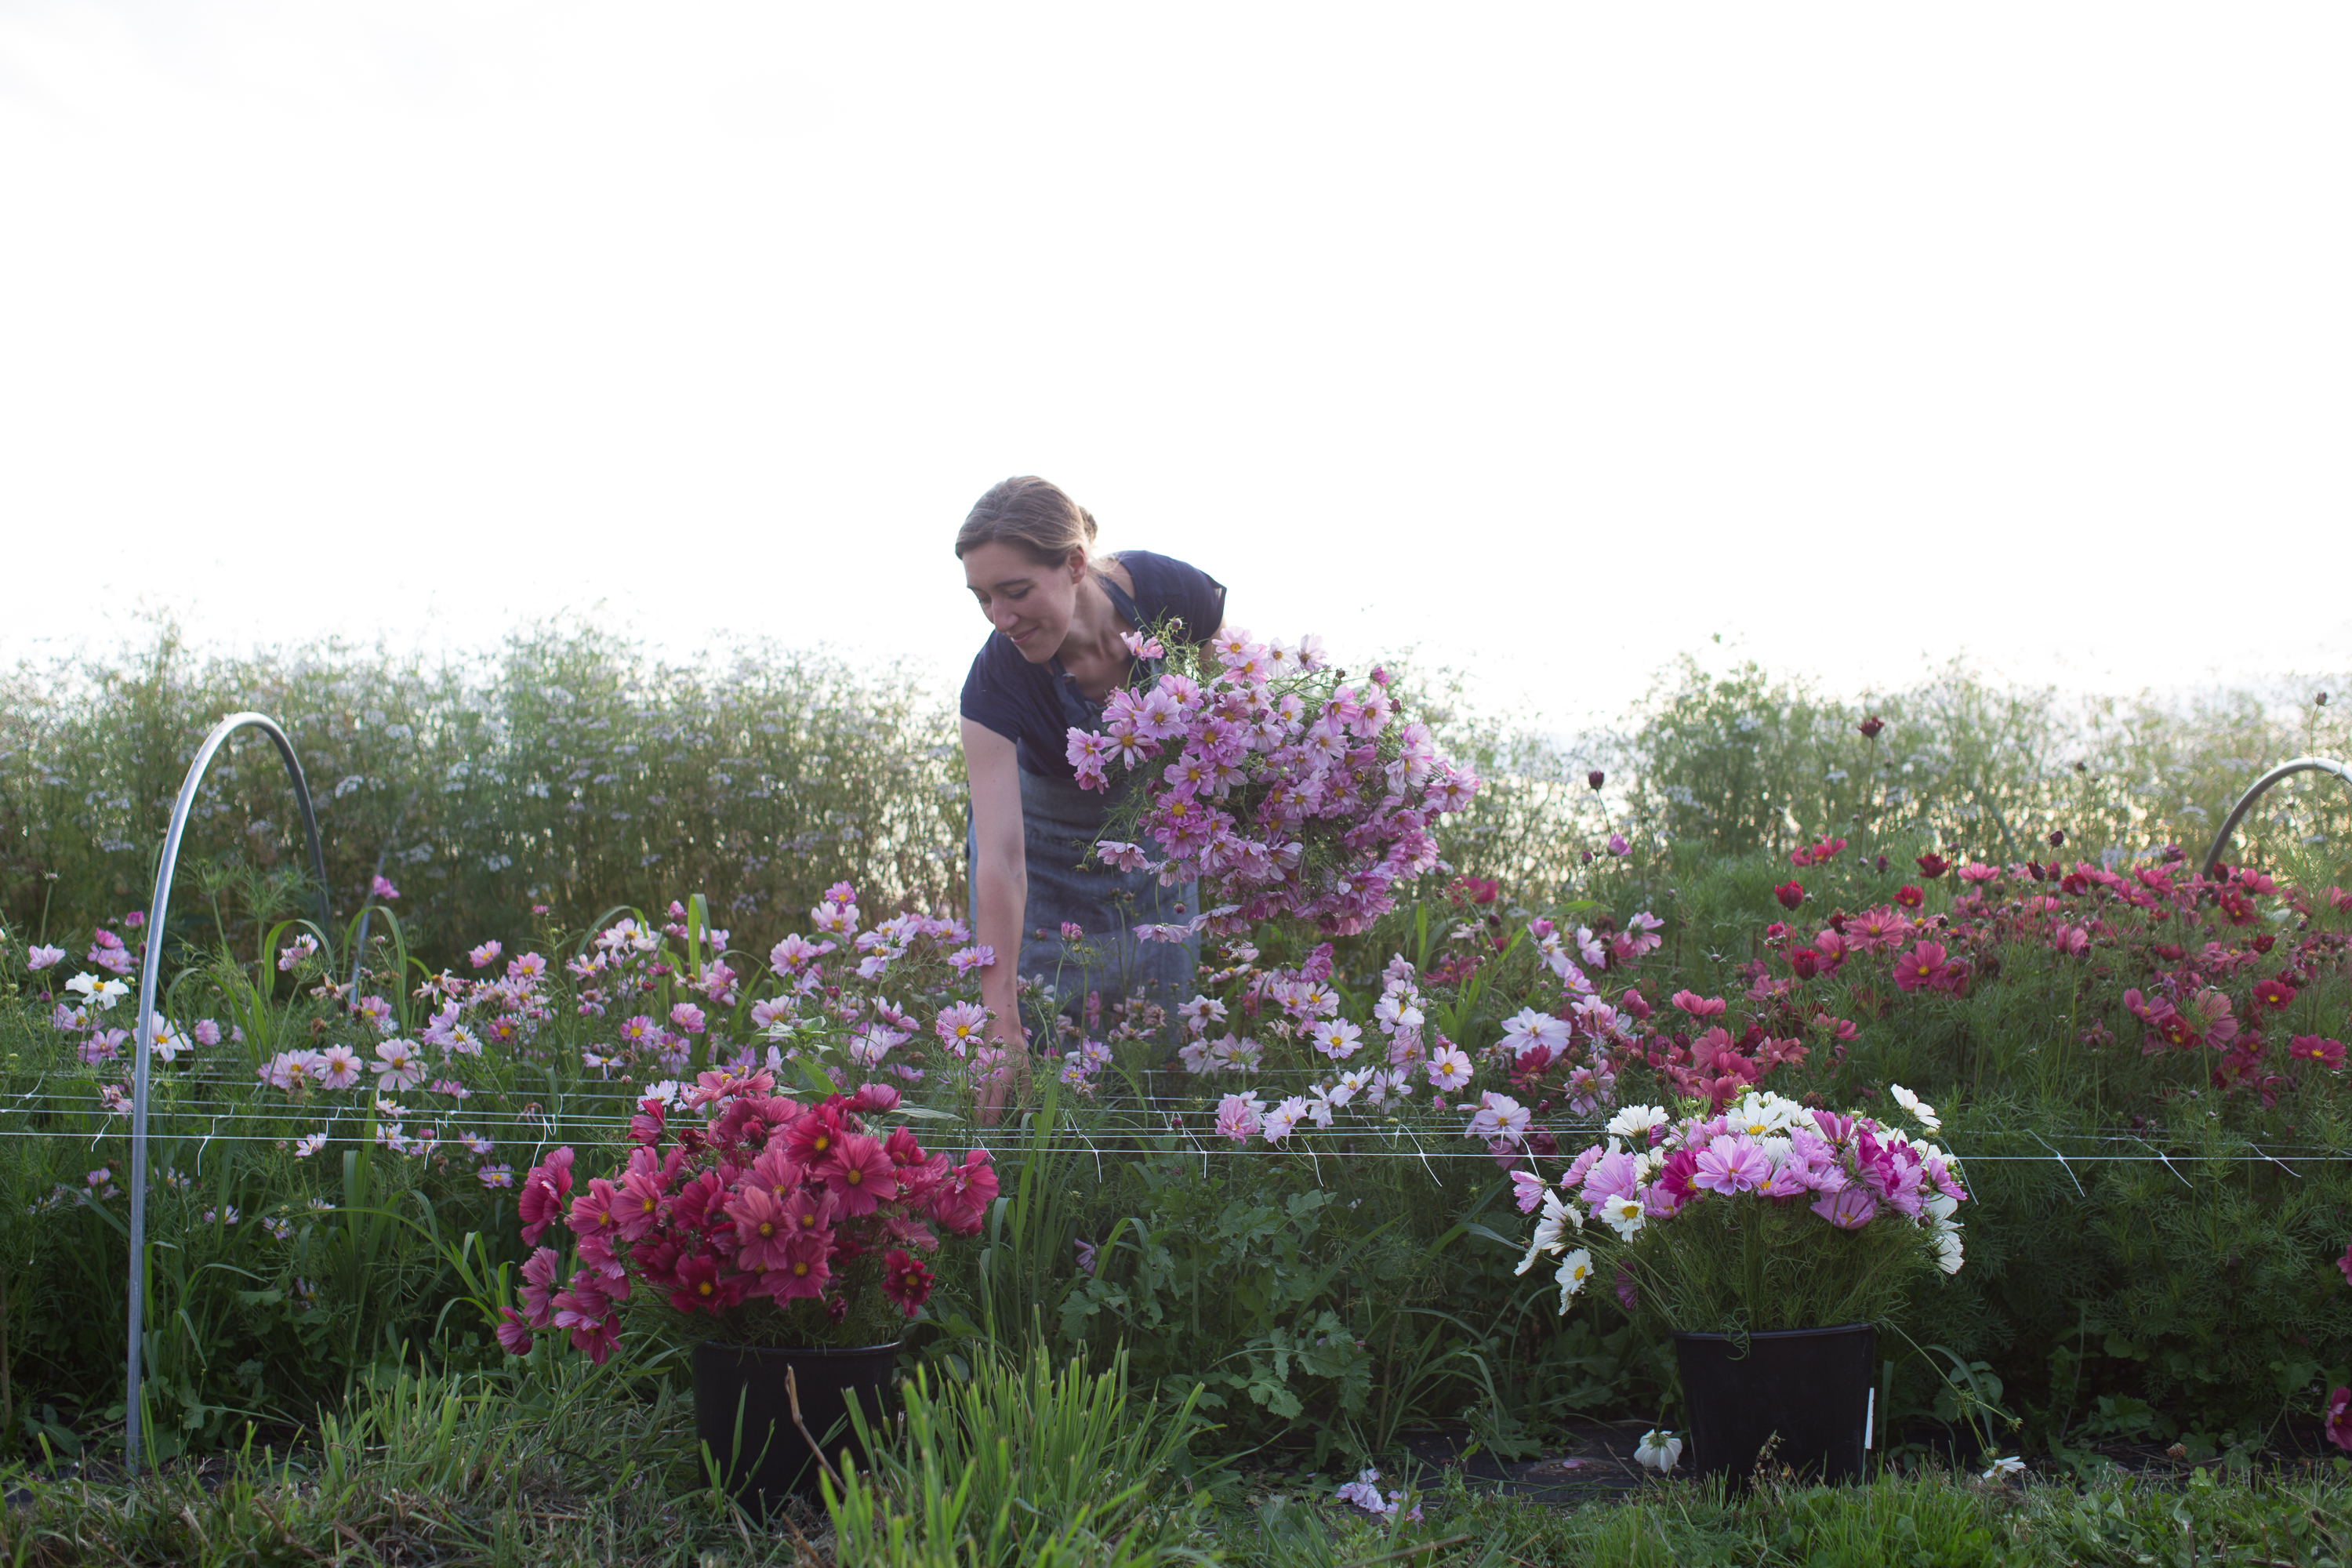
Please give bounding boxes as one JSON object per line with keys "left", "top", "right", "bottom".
{"left": 3, "top": 3, "right": 2346, "bottom": 731}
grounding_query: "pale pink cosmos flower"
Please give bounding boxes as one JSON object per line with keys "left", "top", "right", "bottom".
{"left": 1214, "top": 1091, "right": 1265, "bottom": 1143}
{"left": 1811, "top": 1185, "right": 1878, "bottom": 1229}
{"left": 1467, "top": 1091, "right": 1532, "bottom": 1145}
{"left": 1425, "top": 1046, "right": 1473, "bottom": 1091}
{"left": 27, "top": 944, "right": 64, "bottom": 971}
{"left": 371, "top": 876, "right": 400, "bottom": 901}
{"left": 314, "top": 1044, "right": 364, "bottom": 1089}
{"left": 1262, "top": 1096, "right": 1309, "bottom": 1144}
{"left": 467, "top": 941, "right": 502, "bottom": 969}
{"left": 372, "top": 1038, "right": 427, "bottom": 1091}
{"left": 947, "top": 945, "right": 994, "bottom": 978}
{"left": 1693, "top": 1135, "right": 1771, "bottom": 1196}
{"left": 1312, "top": 1018, "right": 1364, "bottom": 1060}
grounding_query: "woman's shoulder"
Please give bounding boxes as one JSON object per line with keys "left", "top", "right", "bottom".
{"left": 1112, "top": 550, "right": 1225, "bottom": 639}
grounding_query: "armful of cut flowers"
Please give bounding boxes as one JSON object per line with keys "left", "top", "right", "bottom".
{"left": 1063, "top": 626, "right": 1479, "bottom": 937}
{"left": 496, "top": 1068, "right": 999, "bottom": 1360}
{"left": 1519, "top": 1086, "right": 1969, "bottom": 1334}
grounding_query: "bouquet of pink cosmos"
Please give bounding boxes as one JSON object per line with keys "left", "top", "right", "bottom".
{"left": 497, "top": 1068, "right": 998, "bottom": 1359}
{"left": 1519, "top": 1087, "right": 1969, "bottom": 1334}
{"left": 1066, "top": 626, "right": 1479, "bottom": 938}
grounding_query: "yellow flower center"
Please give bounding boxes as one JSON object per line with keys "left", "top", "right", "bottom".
{"left": 697, "top": 1280, "right": 713, "bottom": 1296}
{"left": 758, "top": 1221, "right": 774, "bottom": 1237}
{"left": 793, "top": 1261, "right": 808, "bottom": 1276}
{"left": 846, "top": 1169, "right": 862, "bottom": 1185}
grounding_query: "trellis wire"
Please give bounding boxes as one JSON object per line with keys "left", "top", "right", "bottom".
{"left": 125, "top": 712, "right": 328, "bottom": 1478}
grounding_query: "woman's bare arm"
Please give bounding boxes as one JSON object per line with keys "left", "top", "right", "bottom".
{"left": 962, "top": 719, "right": 1029, "bottom": 1059}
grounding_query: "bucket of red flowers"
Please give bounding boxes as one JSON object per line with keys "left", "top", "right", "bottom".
{"left": 499, "top": 1065, "right": 998, "bottom": 1508}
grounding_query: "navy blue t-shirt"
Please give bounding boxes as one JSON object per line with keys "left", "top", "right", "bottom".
{"left": 960, "top": 550, "right": 1227, "bottom": 780}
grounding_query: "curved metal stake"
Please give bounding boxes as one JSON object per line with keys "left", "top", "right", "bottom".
{"left": 127, "top": 713, "right": 328, "bottom": 1475}
{"left": 2199, "top": 756, "right": 2352, "bottom": 877}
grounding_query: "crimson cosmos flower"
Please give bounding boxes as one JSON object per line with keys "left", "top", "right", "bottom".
{"left": 1774, "top": 880, "right": 1806, "bottom": 910}
{"left": 1858, "top": 717, "right": 1885, "bottom": 739}
{"left": 1916, "top": 853, "right": 1951, "bottom": 879}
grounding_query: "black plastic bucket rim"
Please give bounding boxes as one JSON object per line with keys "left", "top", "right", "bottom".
{"left": 1671, "top": 1320, "right": 1877, "bottom": 1352}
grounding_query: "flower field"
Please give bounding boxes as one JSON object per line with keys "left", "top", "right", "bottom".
{"left": 3, "top": 626, "right": 2351, "bottom": 1563}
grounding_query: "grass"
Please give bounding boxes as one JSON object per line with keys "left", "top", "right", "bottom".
{"left": 4, "top": 1355, "right": 2350, "bottom": 1566}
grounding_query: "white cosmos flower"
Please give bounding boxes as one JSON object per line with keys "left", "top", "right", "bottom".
{"left": 1634, "top": 1429, "right": 1682, "bottom": 1474}
{"left": 1889, "top": 1083, "right": 1941, "bottom": 1132}
{"left": 1515, "top": 1192, "right": 1578, "bottom": 1276}
{"left": 1606, "top": 1104, "right": 1669, "bottom": 1141}
{"left": 1980, "top": 1455, "right": 2024, "bottom": 1480}
{"left": 66, "top": 973, "right": 130, "bottom": 1011}
{"left": 1600, "top": 1194, "right": 1647, "bottom": 1240}
{"left": 1933, "top": 1225, "right": 1965, "bottom": 1275}
{"left": 1555, "top": 1248, "right": 1595, "bottom": 1312}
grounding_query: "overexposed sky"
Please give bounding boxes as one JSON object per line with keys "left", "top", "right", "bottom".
{"left": 3, "top": 3, "right": 2346, "bottom": 728}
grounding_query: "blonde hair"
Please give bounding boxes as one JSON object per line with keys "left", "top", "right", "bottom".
{"left": 953, "top": 476, "right": 1102, "bottom": 569}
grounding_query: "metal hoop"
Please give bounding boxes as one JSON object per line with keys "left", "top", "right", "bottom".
{"left": 126, "top": 713, "right": 328, "bottom": 1475}
{"left": 2199, "top": 756, "right": 2352, "bottom": 878}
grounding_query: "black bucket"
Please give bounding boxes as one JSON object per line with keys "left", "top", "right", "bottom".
{"left": 693, "top": 1339, "right": 902, "bottom": 1509}
{"left": 1672, "top": 1322, "right": 1875, "bottom": 1486}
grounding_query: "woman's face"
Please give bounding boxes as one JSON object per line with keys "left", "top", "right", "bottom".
{"left": 963, "top": 541, "right": 1083, "bottom": 663}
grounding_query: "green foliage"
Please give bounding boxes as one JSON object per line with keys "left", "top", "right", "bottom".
{"left": 1613, "top": 651, "right": 2350, "bottom": 866}
{"left": 1617, "top": 1185, "right": 1938, "bottom": 1338}
{"left": 0, "top": 618, "right": 964, "bottom": 972}
{"left": 826, "top": 1342, "right": 1215, "bottom": 1567}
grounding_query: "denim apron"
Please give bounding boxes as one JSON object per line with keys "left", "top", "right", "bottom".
{"left": 966, "top": 575, "right": 1203, "bottom": 1019}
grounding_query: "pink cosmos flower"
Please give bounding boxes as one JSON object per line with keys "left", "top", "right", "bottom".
{"left": 2329, "top": 1387, "right": 2352, "bottom": 1454}
{"left": 1892, "top": 942, "right": 1951, "bottom": 994}
{"left": 728, "top": 1186, "right": 797, "bottom": 1273}
{"left": 372, "top": 875, "right": 401, "bottom": 902}
{"left": 1467, "top": 1091, "right": 1532, "bottom": 1145}
{"left": 1509, "top": 1169, "right": 1550, "bottom": 1214}
{"left": 2290, "top": 1036, "right": 2347, "bottom": 1070}
{"left": 468, "top": 941, "right": 503, "bottom": 969}
{"left": 1580, "top": 1151, "right": 1644, "bottom": 1207}
{"left": 1693, "top": 1135, "right": 1771, "bottom": 1196}
{"left": 818, "top": 1133, "right": 898, "bottom": 1218}
{"left": 519, "top": 1246, "right": 563, "bottom": 1328}
{"left": 27, "top": 944, "right": 64, "bottom": 971}
{"left": 495, "top": 1308, "right": 532, "bottom": 1356}
{"left": 669, "top": 1002, "right": 706, "bottom": 1035}
{"left": 1811, "top": 1185, "right": 1878, "bottom": 1229}
{"left": 947, "top": 945, "right": 994, "bottom": 977}
{"left": 1215, "top": 1092, "right": 1265, "bottom": 1144}
{"left": 193, "top": 1018, "right": 222, "bottom": 1047}
{"left": 774, "top": 1232, "right": 833, "bottom": 1300}
{"left": 2339, "top": 1240, "right": 2352, "bottom": 1289}
{"left": 881, "top": 1248, "right": 935, "bottom": 1316}
{"left": 517, "top": 1149, "right": 577, "bottom": 1244}
{"left": 1669, "top": 991, "right": 1728, "bottom": 1018}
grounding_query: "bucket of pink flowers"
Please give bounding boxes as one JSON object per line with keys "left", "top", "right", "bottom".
{"left": 498, "top": 1065, "right": 998, "bottom": 1508}
{"left": 1521, "top": 1085, "right": 1969, "bottom": 1485}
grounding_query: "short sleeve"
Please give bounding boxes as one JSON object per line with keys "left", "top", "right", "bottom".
{"left": 1120, "top": 552, "right": 1225, "bottom": 646}
{"left": 959, "top": 643, "right": 1023, "bottom": 744}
